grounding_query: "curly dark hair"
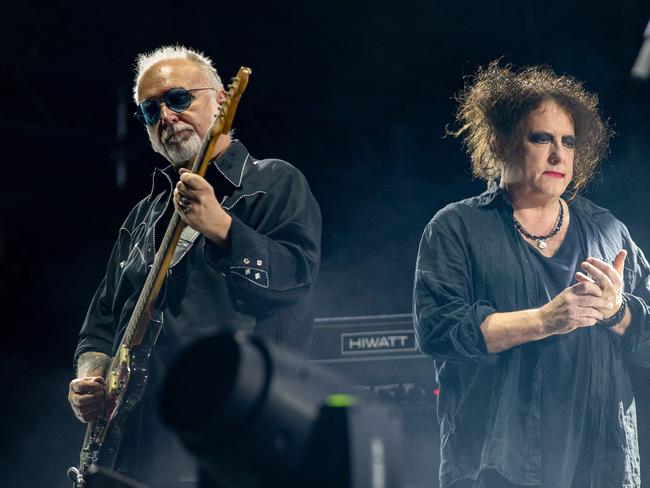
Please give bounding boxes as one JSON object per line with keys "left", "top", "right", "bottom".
{"left": 451, "top": 61, "right": 612, "bottom": 192}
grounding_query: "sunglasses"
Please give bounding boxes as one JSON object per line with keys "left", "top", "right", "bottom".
{"left": 134, "top": 87, "right": 216, "bottom": 126}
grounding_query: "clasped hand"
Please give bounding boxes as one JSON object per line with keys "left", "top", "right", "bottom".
{"left": 539, "top": 250, "right": 626, "bottom": 335}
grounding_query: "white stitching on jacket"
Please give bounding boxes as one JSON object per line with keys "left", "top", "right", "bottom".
{"left": 214, "top": 154, "right": 250, "bottom": 187}
{"left": 119, "top": 223, "right": 147, "bottom": 266}
{"left": 229, "top": 267, "right": 269, "bottom": 288}
{"left": 223, "top": 190, "right": 266, "bottom": 210}
{"left": 118, "top": 168, "right": 174, "bottom": 267}
{"left": 151, "top": 169, "right": 174, "bottom": 253}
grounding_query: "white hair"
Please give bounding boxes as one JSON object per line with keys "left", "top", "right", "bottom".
{"left": 132, "top": 44, "right": 224, "bottom": 102}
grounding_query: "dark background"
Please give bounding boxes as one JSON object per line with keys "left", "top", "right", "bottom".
{"left": 2, "top": 1, "right": 650, "bottom": 486}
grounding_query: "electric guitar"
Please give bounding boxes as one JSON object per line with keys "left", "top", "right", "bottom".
{"left": 67, "top": 66, "right": 252, "bottom": 488}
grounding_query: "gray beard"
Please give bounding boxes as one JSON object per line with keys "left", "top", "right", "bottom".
{"left": 150, "top": 125, "right": 203, "bottom": 168}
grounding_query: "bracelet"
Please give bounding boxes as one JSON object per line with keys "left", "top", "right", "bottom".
{"left": 597, "top": 294, "right": 628, "bottom": 329}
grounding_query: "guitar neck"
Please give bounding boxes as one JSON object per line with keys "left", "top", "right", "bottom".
{"left": 108, "top": 67, "right": 251, "bottom": 372}
{"left": 116, "top": 211, "right": 183, "bottom": 354}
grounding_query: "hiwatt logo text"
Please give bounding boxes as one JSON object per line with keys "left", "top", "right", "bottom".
{"left": 341, "top": 330, "right": 417, "bottom": 355}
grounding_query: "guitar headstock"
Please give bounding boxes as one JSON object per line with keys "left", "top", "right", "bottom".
{"left": 213, "top": 67, "right": 252, "bottom": 136}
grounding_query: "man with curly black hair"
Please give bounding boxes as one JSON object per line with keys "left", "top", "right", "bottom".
{"left": 414, "top": 62, "right": 650, "bottom": 487}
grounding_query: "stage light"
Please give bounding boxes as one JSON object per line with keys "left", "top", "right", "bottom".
{"left": 632, "top": 19, "right": 650, "bottom": 80}
{"left": 159, "top": 331, "right": 404, "bottom": 488}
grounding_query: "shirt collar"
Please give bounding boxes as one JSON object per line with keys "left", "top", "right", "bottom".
{"left": 477, "top": 180, "right": 577, "bottom": 211}
{"left": 211, "top": 139, "right": 250, "bottom": 188}
{"left": 149, "top": 139, "right": 251, "bottom": 198}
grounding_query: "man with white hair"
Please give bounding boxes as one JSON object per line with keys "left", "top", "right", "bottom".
{"left": 67, "top": 45, "right": 321, "bottom": 487}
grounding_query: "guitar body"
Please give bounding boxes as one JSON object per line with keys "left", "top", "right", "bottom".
{"left": 70, "top": 312, "right": 163, "bottom": 487}
{"left": 97, "top": 311, "right": 164, "bottom": 468}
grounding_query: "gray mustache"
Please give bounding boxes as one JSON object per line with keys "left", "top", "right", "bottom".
{"left": 163, "top": 125, "right": 195, "bottom": 143}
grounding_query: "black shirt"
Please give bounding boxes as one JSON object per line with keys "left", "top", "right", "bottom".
{"left": 75, "top": 140, "right": 322, "bottom": 360}
{"left": 524, "top": 214, "right": 593, "bottom": 487}
{"left": 74, "top": 140, "right": 322, "bottom": 485}
{"left": 413, "top": 184, "right": 650, "bottom": 488}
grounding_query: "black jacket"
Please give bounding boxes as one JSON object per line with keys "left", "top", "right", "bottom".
{"left": 75, "top": 140, "right": 322, "bottom": 365}
{"left": 413, "top": 184, "right": 650, "bottom": 488}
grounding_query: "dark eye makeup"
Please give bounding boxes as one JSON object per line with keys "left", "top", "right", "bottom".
{"left": 528, "top": 132, "right": 552, "bottom": 144}
{"left": 561, "top": 136, "right": 576, "bottom": 149}
{"left": 528, "top": 131, "right": 575, "bottom": 149}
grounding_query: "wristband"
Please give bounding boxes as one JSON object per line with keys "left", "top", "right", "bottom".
{"left": 597, "top": 294, "right": 627, "bottom": 329}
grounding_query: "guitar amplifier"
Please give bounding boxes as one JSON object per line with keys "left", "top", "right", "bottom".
{"left": 310, "top": 314, "right": 441, "bottom": 487}
{"left": 310, "top": 314, "right": 438, "bottom": 406}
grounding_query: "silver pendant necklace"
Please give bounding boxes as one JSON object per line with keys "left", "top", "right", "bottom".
{"left": 513, "top": 200, "right": 564, "bottom": 249}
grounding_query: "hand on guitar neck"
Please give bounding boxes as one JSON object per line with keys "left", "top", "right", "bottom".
{"left": 68, "top": 351, "right": 110, "bottom": 423}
